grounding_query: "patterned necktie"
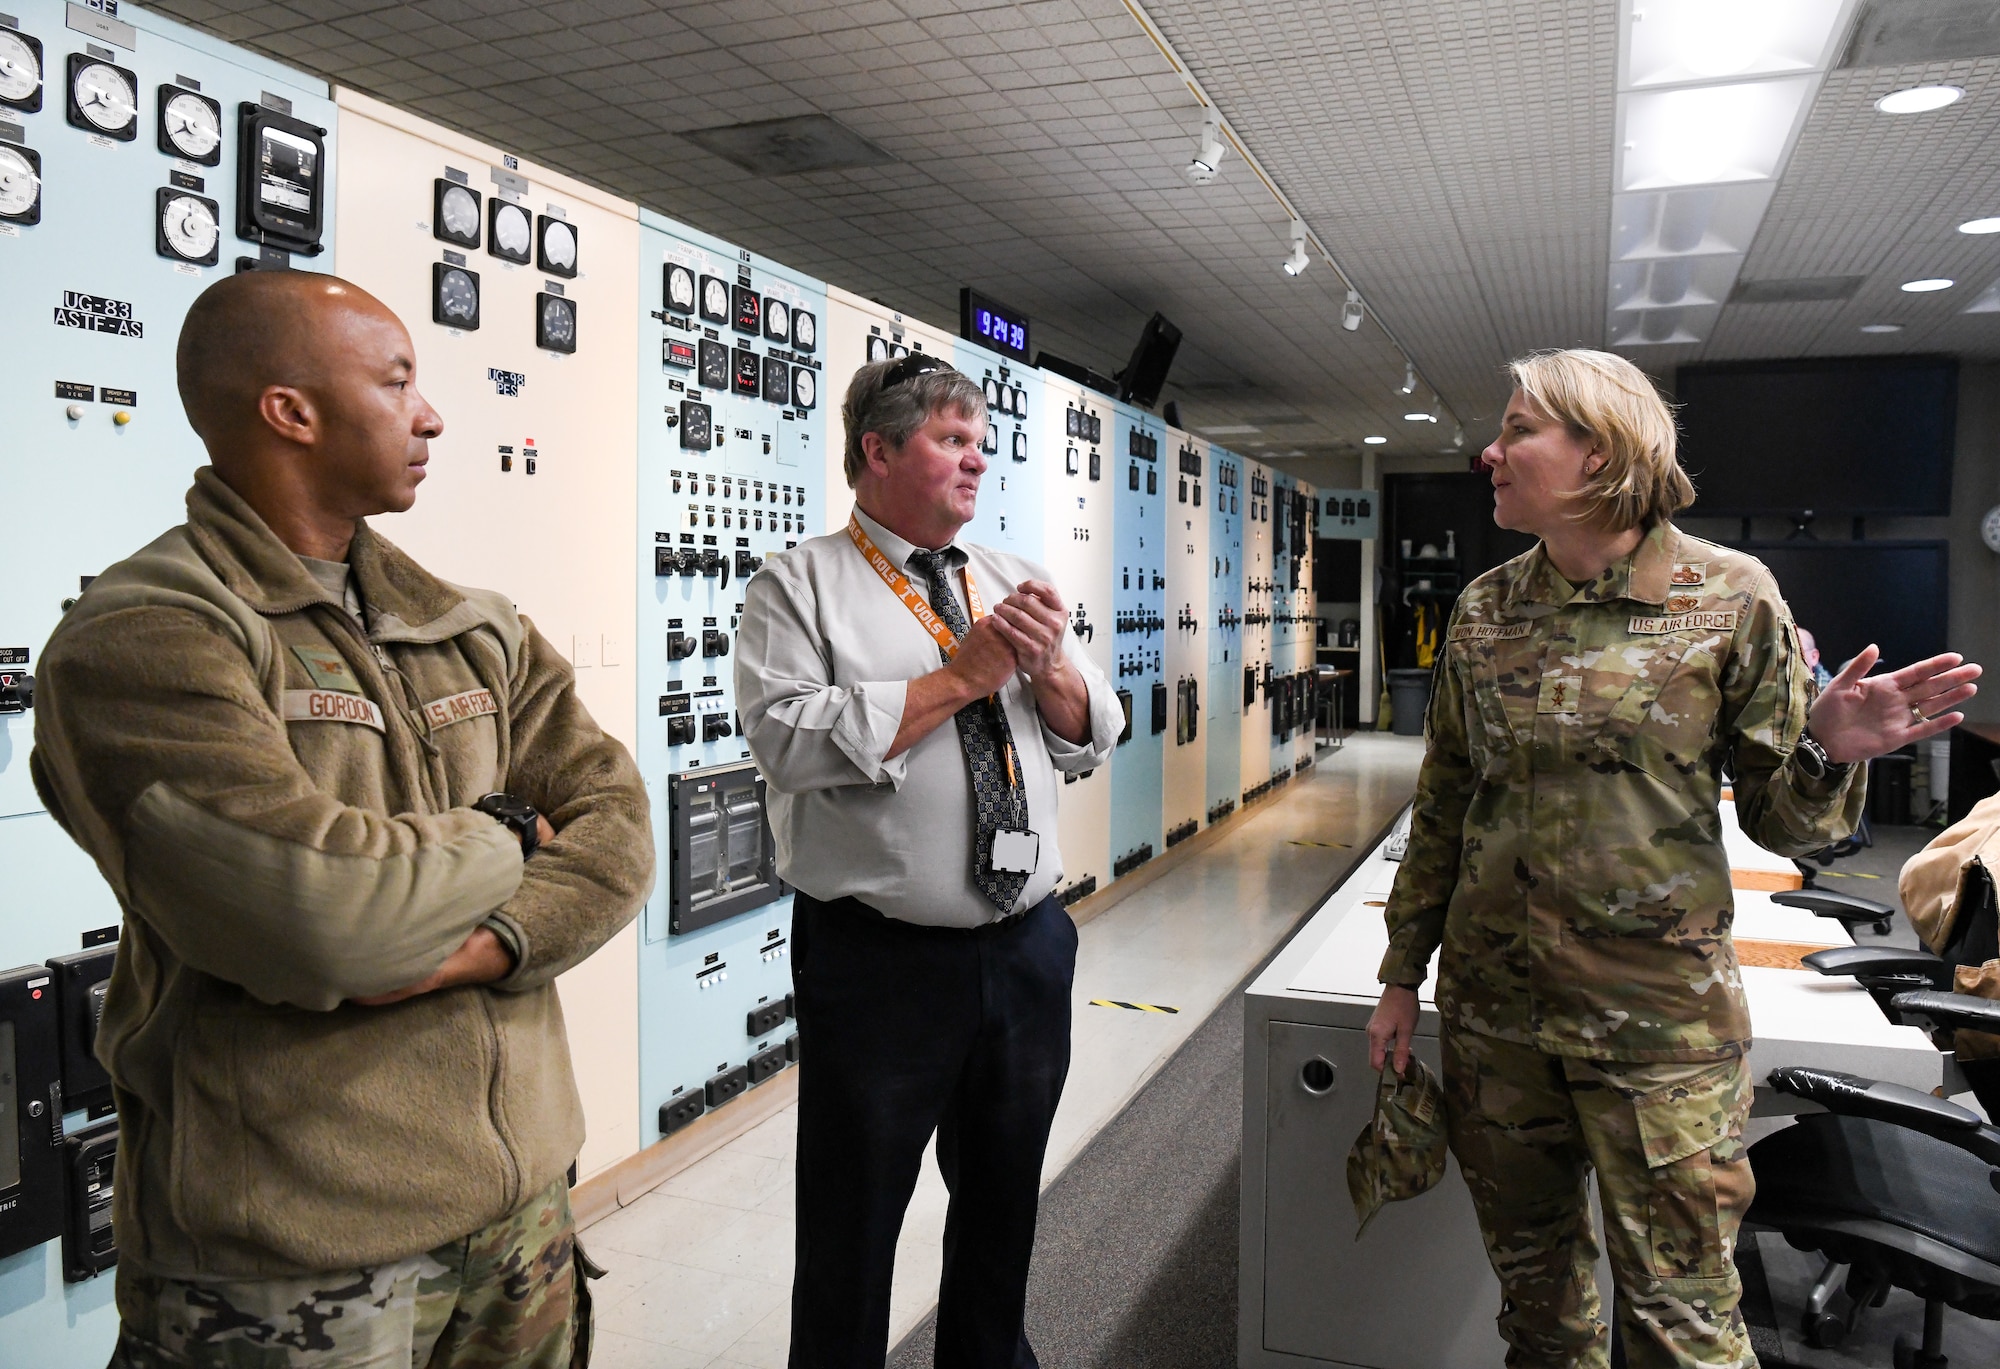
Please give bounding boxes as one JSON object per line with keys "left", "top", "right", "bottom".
{"left": 907, "top": 548, "right": 1032, "bottom": 913}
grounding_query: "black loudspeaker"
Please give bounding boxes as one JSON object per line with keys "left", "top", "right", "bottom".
{"left": 1116, "top": 313, "right": 1183, "bottom": 408}
{"left": 1162, "top": 400, "right": 1181, "bottom": 428}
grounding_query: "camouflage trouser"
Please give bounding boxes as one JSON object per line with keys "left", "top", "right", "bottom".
{"left": 108, "top": 1177, "right": 590, "bottom": 1369}
{"left": 1442, "top": 1029, "right": 1756, "bottom": 1369}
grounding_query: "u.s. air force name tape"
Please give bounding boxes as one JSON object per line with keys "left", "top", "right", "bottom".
{"left": 423, "top": 688, "right": 498, "bottom": 730}
{"left": 1448, "top": 622, "right": 1532, "bottom": 642}
{"left": 282, "top": 689, "right": 385, "bottom": 732}
{"left": 1629, "top": 610, "right": 1738, "bottom": 634}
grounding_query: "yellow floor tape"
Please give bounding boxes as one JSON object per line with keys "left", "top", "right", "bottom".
{"left": 1089, "top": 999, "right": 1180, "bottom": 1014}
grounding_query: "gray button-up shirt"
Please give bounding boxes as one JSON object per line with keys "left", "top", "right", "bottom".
{"left": 735, "top": 506, "right": 1123, "bottom": 927}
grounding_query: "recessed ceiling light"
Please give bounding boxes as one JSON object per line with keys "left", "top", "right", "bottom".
{"left": 1875, "top": 85, "right": 1962, "bottom": 115}
{"left": 1403, "top": 412, "right": 1433, "bottom": 422}
{"left": 1959, "top": 217, "right": 2000, "bottom": 235}
{"left": 1363, "top": 435, "right": 1388, "bottom": 445}
{"left": 1859, "top": 323, "right": 1903, "bottom": 333}
{"left": 1900, "top": 278, "right": 1954, "bottom": 293}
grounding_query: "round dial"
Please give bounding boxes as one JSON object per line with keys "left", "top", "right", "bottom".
{"left": 163, "top": 90, "right": 220, "bottom": 159}
{"left": 161, "top": 194, "right": 217, "bottom": 259}
{"left": 765, "top": 298, "right": 790, "bottom": 340}
{"left": 0, "top": 31, "right": 39, "bottom": 105}
{"left": 703, "top": 277, "right": 729, "bottom": 318}
{"left": 541, "top": 219, "right": 576, "bottom": 270}
{"left": 0, "top": 145, "right": 39, "bottom": 217}
{"left": 667, "top": 265, "right": 694, "bottom": 311}
{"left": 866, "top": 335, "right": 889, "bottom": 362}
{"left": 492, "top": 202, "right": 530, "bottom": 256}
{"left": 793, "top": 369, "right": 816, "bottom": 408}
{"left": 793, "top": 310, "right": 816, "bottom": 350}
{"left": 438, "top": 267, "right": 478, "bottom": 323}
{"left": 73, "top": 61, "right": 135, "bottom": 133}
{"left": 540, "top": 295, "right": 576, "bottom": 348}
{"left": 1983, "top": 504, "right": 2000, "bottom": 554}
{"left": 439, "top": 184, "right": 479, "bottom": 239}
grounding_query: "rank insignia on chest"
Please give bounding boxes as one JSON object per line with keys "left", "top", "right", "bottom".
{"left": 290, "top": 644, "right": 363, "bottom": 694}
{"left": 1666, "top": 594, "right": 1702, "bottom": 614}
{"left": 1538, "top": 673, "right": 1583, "bottom": 714}
{"left": 1669, "top": 562, "right": 1707, "bottom": 587}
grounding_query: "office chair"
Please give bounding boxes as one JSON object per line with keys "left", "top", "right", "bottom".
{"left": 1747, "top": 1003, "right": 2000, "bottom": 1368}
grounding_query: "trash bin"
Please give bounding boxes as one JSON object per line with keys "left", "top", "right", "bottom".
{"left": 1386, "top": 668, "right": 1433, "bottom": 738}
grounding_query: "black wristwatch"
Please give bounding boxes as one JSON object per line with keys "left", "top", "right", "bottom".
{"left": 474, "top": 792, "right": 541, "bottom": 858}
{"left": 1793, "top": 730, "right": 1851, "bottom": 783}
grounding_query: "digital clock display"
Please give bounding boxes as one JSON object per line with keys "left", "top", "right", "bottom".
{"left": 959, "top": 286, "right": 1031, "bottom": 364}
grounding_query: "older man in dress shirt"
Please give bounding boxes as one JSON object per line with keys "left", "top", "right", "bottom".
{"left": 736, "top": 353, "right": 1122, "bottom": 1369}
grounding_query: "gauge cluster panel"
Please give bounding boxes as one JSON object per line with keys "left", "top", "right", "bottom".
{"left": 0, "top": 4, "right": 338, "bottom": 1361}
{"left": 1239, "top": 458, "right": 1277, "bottom": 803}
{"left": 1109, "top": 401, "right": 1166, "bottom": 880}
{"left": 636, "top": 209, "right": 826, "bottom": 1146}
{"left": 1206, "top": 445, "right": 1246, "bottom": 825}
{"left": 1161, "top": 431, "right": 1209, "bottom": 848}
{"left": 821, "top": 284, "right": 958, "bottom": 534}
{"left": 953, "top": 336, "right": 1043, "bottom": 557}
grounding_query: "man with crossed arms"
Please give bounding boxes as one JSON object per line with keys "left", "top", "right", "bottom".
{"left": 736, "top": 353, "right": 1122, "bottom": 1368}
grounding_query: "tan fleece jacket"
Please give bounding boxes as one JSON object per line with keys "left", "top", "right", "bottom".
{"left": 30, "top": 468, "right": 652, "bottom": 1279}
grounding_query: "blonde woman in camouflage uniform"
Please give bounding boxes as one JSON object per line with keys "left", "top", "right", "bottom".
{"left": 1366, "top": 349, "right": 1980, "bottom": 1369}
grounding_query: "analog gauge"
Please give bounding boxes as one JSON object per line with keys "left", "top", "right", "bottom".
{"left": 1983, "top": 504, "right": 2000, "bottom": 554}
{"left": 732, "top": 284, "right": 760, "bottom": 335}
{"left": 487, "top": 199, "right": 531, "bottom": 263}
{"left": 155, "top": 188, "right": 219, "bottom": 264}
{"left": 764, "top": 297, "right": 790, "bottom": 344}
{"left": 1012, "top": 430, "right": 1029, "bottom": 462}
{"left": 866, "top": 334, "right": 889, "bottom": 363}
{"left": 982, "top": 377, "right": 1000, "bottom": 409}
{"left": 431, "top": 261, "right": 481, "bottom": 330}
{"left": 536, "top": 292, "right": 577, "bottom": 353}
{"left": 0, "top": 143, "right": 41, "bottom": 223}
{"left": 732, "top": 347, "right": 761, "bottom": 396}
{"left": 157, "top": 86, "right": 221, "bottom": 164}
{"left": 762, "top": 354, "right": 789, "bottom": 405}
{"left": 680, "top": 400, "right": 712, "bottom": 452}
{"left": 432, "top": 179, "right": 481, "bottom": 248}
{"left": 665, "top": 263, "right": 695, "bottom": 314}
{"left": 1011, "top": 385, "right": 1026, "bottom": 416}
{"left": 67, "top": 56, "right": 137, "bottom": 139}
{"left": 890, "top": 343, "right": 909, "bottom": 358}
{"left": 792, "top": 309, "right": 816, "bottom": 352}
{"left": 699, "top": 274, "right": 729, "bottom": 324}
{"left": 536, "top": 215, "right": 577, "bottom": 277}
{"left": 698, "top": 338, "right": 728, "bottom": 390}
{"left": 0, "top": 29, "right": 44, "bottom": 112}
{"left": 792, "top": 366, "right": 816, "bottom": 410}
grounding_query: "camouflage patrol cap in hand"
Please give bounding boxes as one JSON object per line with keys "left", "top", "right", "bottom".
{"left": 1346, "top": 1058, "right": 1448, "bottom": 1238}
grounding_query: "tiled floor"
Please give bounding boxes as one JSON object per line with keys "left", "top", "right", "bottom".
{"left": 585, "top": 735, "right": 1425, "bottom": 1369}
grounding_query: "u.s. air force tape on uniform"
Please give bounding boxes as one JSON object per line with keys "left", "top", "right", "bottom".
{"left": 1628, "top": 610, "right": 1738, "bottom": 634}
{"left": 1346, "top": 1057, "right": 1448, "bottom": 1238}
{"left": 423, "top": 688, "right": 498, "bottom": 730}
{"left": 282, "top": 690, "right": 385, "bottom": 731}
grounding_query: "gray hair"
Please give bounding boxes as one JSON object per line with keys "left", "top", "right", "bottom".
{"left": 840, "top": 356, "right": 987, "bottom": 487}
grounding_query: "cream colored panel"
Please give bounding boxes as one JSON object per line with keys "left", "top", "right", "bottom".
{"left": 821, "top": 284, "right": 959, "bottom": 535}
{"left": 1242, "top": 459, "right": 1275, "bottom": 795}
{"left": 333, "top": 89, "right": 642, "bottom": 1179}
{"left": 1162, "top": 429, "right": 1208, "bottom": 839}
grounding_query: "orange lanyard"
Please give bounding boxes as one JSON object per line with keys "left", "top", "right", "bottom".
{"left": 847, "top": 515, "right": 1017, "bottom": 788}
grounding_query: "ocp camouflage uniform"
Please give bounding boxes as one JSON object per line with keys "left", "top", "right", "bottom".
{"left": 1381, "top": 524, "right": 1864, "bottom": 1369}
{"left": 108, "top": 1177, "right": 592, "bottom": 1369}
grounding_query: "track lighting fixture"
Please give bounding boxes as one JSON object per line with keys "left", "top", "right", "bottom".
{"left": 1397, "top": 362, "right": 1416, "bottom": 396}
{"left": 1281, "top": 218, "right": 1309, "bottom": 276}
{"left": 1185, "top": 113, "right": 1227, "bottom": 185}
{"left": 1341, "top": 290, "right": 1364, "bottom": 331}
{"left": 1452, "top": 424, "right": 1465, "bottom": 449}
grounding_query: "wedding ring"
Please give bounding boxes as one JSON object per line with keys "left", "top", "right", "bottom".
{"left": 1910, "top": 703, "right": 1926, "bottom": 724}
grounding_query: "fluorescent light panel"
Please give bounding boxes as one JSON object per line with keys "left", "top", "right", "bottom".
{"left": 1624, "top": 0, "right": 1848, "bottom": 88}
{"left": 1619, "top": 76, "right": 1814, "bottom": 191}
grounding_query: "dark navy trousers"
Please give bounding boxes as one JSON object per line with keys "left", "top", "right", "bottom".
{"left": 786, "top": 889, "right": 1077, "bottom": 1369}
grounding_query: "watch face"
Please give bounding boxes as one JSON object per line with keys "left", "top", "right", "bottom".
{"left": 537, "top": 215, "right": 578, "bottom": 277}
{"left": 698, "top": 337, "right": 728, "bottom": 390}
{"left": 866, "top": 334, "right": 889, "bottom": 363}
{"left": 433, "top": 179, "right": 481, "bottom": 248}
{"left": 792, "top": 366, "right": 816, "bottom": 410}
{"left": 432, "top": 261, "right": 481, "bottom": 329}
{"left": 699, "top": 274, "right": 730, "bottom": 324}
{"left": 680, "top": 400, "right": 713, "bottom": 451}
{"left": 732, "top": 347, "right": 761, "bottom": 396}
{"left": 791, "top": 309, "right": 816, "bottom": 352}
{"left": 68, "top": 56, "right": 136, "bottom": 138}
{"left": 0, "top": 143, "right": 41, "bottom": 223}
{"left": 665, "top": 263, "right": 696, "bottom": 314}
{"left": 156, "top": 188, "right": 219, "bottom": 264}
{"left": 732, "top": 284, "right": 760, "bottom": 335}
{"left": 0, "top": 29, "right": 41, "bottom": 112}
{"left": 487, "top": 199, "right": 531, "bottom": 263}
{"left": 536, "top": 291, "right": 577, "bottom": 353}
{"left": 762, "top": 354, "right": 789, "bottom": 405}
{"left": 158, "top": 87, "right": 221, "bottom": 163}
{"left": 764, "top": 297, "right": 790, "bottom": 344}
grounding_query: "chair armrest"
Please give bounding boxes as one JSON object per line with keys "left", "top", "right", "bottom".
{"left": 1887, "top": 989, "right": 2000, "bottom": 1039}
{"left": 1800, "top": 946, "right": 1951, "bottom": 984}
{"left": 1772, "top": 889, "right": 1896, "bottom": 933}
{"left": 1768, "top": 1065, "right": 2000, "bottom": 1166}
